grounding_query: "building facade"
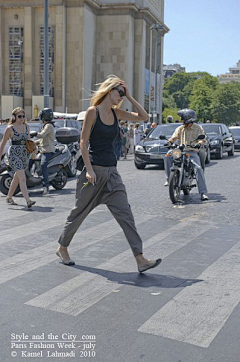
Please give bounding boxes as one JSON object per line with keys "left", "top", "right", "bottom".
{"left": 0, "top": 0, "right": 168, "bottom": 121}
{"left": 218, "top": 60, "right": 240, "bottom": 84}
{"left": 163, "top": 63, "right": 185, "bottom": 79}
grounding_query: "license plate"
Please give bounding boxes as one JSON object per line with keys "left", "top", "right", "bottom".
{"left": 150, "top": 154, "right": 164, "bottom": 159}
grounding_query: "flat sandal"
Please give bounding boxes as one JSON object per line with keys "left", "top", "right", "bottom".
{"left": 6, "top": 197, "right": 18, "bottom": 205}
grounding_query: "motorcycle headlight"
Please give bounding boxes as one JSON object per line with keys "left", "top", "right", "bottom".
{"left": 135, "top": 145, "right": 145, "bottom": 153}
{"left": 210, "top": 139, "right": 220, "bottom": 145}
{"left": 172, "top": 149, "right": 182, "bottom": 160}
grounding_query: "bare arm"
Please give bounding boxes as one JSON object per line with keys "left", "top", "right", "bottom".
{"left": 0, "top": 126, "right": 13, "bottom": 162}
{"left": 115, "top": 82, "right": 149, "bottom": 122}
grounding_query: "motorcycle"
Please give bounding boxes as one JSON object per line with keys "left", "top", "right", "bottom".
{"left": 65, "top": 141, "right": 81, "bottom": 177}
{"left": 0, "top": 142, "right": 71, "bottom": 196}
{"left": 55, "top": 127, "right": 81, "bottom": 178}
{"left": 165, "top": 134, "right": 205, "bottom": 204}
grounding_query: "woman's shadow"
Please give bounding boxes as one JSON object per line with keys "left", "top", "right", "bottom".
{"left": 71, "top": 264, "right": 203, "bottom": 289}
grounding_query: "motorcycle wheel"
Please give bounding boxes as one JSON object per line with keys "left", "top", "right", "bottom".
{"left": 66, "top": 155, "right": 77, "bottom": 177}
{"left": 169, "top": 170, "right": 180, "bottom": 204}
{"left": 50, "top": 169, "right": 68, "bottom": 190}
{"left": 0, "top": 174, "right": 20, "bottom": 196}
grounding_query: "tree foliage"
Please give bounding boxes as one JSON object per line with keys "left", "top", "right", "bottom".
{"left": 162, "top": 71, "right": 240, "bottom": 125}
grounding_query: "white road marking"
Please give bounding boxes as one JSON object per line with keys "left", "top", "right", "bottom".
{"left": 25, "top": 221, "right": 212, "bottom": 316}
{"left": 138, "top": 241, "right": 240, "bottom": 348}
{"left": 0, "top": 213, "right": 150, "bottom": 284}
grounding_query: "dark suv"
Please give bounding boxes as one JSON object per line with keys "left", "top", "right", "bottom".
{"left": 201, "top": 123, "right": 235, "bottom": 159}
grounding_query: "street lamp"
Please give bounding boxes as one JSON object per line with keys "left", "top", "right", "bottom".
{"left": 150, "top": 23, "right": 164, "bottom": 123}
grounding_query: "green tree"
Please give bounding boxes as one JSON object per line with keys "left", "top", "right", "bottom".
{"left": 162, "top": 108, "right": 179, "bottom": 123}
{"left": 163, "top": 71, "right": 210, "bottom": 110}
{"left": 211, "top": 82, "right": 240, "bottom": 125}
{"left": 190, "top": 74, "right": 218, "bottom": 121}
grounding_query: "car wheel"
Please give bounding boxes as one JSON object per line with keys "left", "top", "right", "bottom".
{"left": 228, "top": 144, "right": 235, "bottom": 157}
{"left": 134, "top": 162, "right": 146, "bottom": 169}
{"left": 215, "top": 145, "right": 223, "bottom": 159}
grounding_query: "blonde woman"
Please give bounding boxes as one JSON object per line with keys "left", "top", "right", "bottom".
{"left": 0, "top": 107, "right": 36, "bottom": 208}
{"left": 56, "top": 75, "right": 161, "bottom": 272}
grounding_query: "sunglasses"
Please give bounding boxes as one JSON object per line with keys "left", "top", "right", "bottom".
{"left": 113, "top": 88, "right": 125, "bottom": 98}
{"left": 17, "top": 115, "right": 25, "bottom": 118}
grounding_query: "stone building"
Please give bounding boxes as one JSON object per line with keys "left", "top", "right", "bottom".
{"left": 0, "top": 0, "right": 169, "bottom": 121}
{"left": 163, "top": 63, "right": 185, "bottom": 79}
{"left": 218, "top": 60, "right": 240, "bottom": 84}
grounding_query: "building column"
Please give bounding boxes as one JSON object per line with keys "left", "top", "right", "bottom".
{"left": 24, "top": 7, "right": 33, "bottom": 118}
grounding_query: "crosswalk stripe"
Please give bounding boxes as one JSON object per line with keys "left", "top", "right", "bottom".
{"left": 0, "top": 213, "right": 151, "bottom": 285}
{"left": 25, "top": 221, "right": 212, "bottom": 316}
{"left": 0, "top": 210, "right": 70, "bottom": 245}
{"left": 138, "top": 240, "right": 240, "bottom": 348}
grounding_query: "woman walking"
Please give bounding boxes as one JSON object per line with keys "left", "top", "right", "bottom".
{"left": 56, "top": 75, "right": 161, "bottom": 272}
{"left": 0, "top": 107, "right": 36, "bottom": 208}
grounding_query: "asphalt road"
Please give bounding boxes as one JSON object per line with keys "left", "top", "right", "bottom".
{"left": 0, "top": 152, "right": 240, "bottom": 362}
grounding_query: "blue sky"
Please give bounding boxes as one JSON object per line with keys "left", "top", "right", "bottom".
{"left": 163, "top": 0, "right": 240, "bottom": 76}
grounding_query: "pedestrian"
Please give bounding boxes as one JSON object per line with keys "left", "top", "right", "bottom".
{"left": 134, "top": 123, "right": 141, "bottom": 146}
{"left": 35, "top": 108, "right": 55, "bottom": 195}
{"left": 128, "top": 123, "right": 134, "bottom": 154}
{"left": 120, "top": 120, "right": 129, "bottom": 159}
{"left": 0, "top": 107, "right": 36, "bottom": 208}
{"left": 167, "top": 115, "right": 173, "bottom": 123}
{"left": 56, "top": 74, "right": 161, "bottom": 272}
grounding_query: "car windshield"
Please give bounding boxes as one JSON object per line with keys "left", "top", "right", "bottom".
{"left": 148, "top": 124, "right": 180, "bottom": 139}
{"left": 230, "top": 128, "right": 240, "bottom": 136}
{"left": 202, "top": 124, "right": 221, "bottom": 135}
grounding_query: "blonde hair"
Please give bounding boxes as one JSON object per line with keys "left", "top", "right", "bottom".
{"left": 90, "top": 74, "right": 124, "bottom": 108}
{"left": 9, "top": 107, "right": 26, "bottom": 124}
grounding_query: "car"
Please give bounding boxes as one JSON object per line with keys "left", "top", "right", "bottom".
{"left": 134, "top": 123, "right": 211, "bottom": 170}
{"left": 229, "top": 126, "right": 240, "bottom": 150}
{"left": 201, "top": 123, "right": 235, "bottom": 159}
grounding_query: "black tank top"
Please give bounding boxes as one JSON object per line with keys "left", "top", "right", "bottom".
{"left": 89, "top": 108, "right": 119, "bottom": 166}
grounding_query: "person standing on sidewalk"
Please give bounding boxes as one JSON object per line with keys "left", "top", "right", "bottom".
{"left": 56, "top": 74, "right": 161, "bottom": 273}
{"left": 35, "top": 108, "right": 55, "bottom": 195}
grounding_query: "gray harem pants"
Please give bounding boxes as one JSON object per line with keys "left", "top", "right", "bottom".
{"left": 58, "top": 165, "right": 143, "bottom": 257}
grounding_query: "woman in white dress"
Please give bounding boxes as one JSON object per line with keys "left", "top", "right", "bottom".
{"left": 134, "top": 123, "right": 141, "bottom": 147}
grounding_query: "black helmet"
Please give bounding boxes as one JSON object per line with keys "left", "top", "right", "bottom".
{"left": 177, "top": 109, "right": 197, "bottom": 124}
{"left": 39, "top": 108, "right": 54, "bottom": 122}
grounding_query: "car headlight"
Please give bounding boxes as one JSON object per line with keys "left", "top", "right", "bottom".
{"left": 210, "top": 140, "right": 220, "bottom": 145}
{"left": 135, "top": 145, "right": 145, "bottom": 153}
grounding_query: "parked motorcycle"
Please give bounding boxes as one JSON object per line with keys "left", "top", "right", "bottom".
{"left": 165, "top": 135, "right": 205, "bottom": 204}
{"left": 65, "top": 141, "right": 81, "bottom": 177}
{"left": 55, "top": 127, "right": 81, "bottom": 178}
{"left": 0, "top": 143, "right": 71, "bottom": 196}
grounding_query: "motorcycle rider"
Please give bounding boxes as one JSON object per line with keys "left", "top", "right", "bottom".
{"left": 164, "top": 109, "right": 209, "bottom": 201}
{"left": 35, "top": 108, "right": 55, "bottom": 195}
